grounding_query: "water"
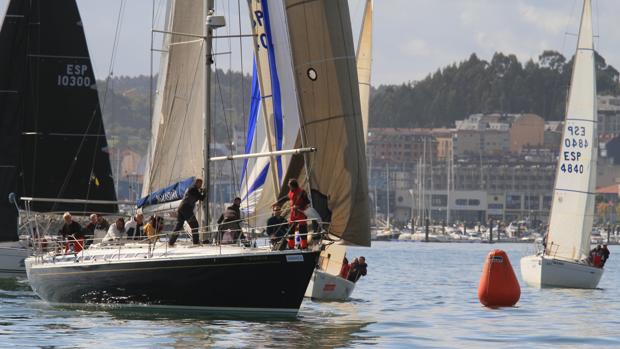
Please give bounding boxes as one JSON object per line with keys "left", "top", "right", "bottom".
{"left": 2, "top": 242, "right": 620, "bottom": 348}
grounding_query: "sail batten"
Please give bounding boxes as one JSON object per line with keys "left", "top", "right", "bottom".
{"left": 546, "top": 0, "right": 596, "bottom": 261}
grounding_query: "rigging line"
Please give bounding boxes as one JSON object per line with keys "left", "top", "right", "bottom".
{"left": 89, "top": 0, "right": 126, "bottom": 201}
{"left": 51, "top": 1, "right": 126, "bottom": 212}
{"left": 213, "top": 64, "right": 238, "bottom": 193}
{"left": 237, "top": 0, "right": 248, "bottom": 214}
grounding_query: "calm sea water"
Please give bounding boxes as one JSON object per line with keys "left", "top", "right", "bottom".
{"left": 1, "top": 242, "right": 620, "bottom": 348}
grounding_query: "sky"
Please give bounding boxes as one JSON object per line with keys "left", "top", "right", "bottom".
{"left": 1, "top": 0, "right": 620, "bottom": 86}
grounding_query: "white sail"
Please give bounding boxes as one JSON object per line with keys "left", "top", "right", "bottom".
{"left": 241, "top": 0, "right": 301, "bottom": 221}
{"left": 142, "top": 0, "right": 173, "bottom": 196}
{"left": 356, "top": 0, "right": 373, "bottom": 144}
{"left": 143, "top": 0, "right": 205, "bottom": 194}
{"left": 546, "top": 0, "right": 597, "bottom": 261}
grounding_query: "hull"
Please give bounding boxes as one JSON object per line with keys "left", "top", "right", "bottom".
{"left": 27, "top": 248, "right": 320, "bottom": 313}
{"left": 0, "top": 242, "right": 27, "bottom": 278}
{"left": 520, "top": 254, "right": 603, "bottom": 289}
{"left": 305, "top": 269, "right": 355, "bottom": 301}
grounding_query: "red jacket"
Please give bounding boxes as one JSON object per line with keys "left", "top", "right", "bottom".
{"left": 288, "top": 187, "right": 308, "bottom": 224}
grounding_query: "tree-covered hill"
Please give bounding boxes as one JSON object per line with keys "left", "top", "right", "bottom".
{"left": 100, "top": 51, "right": 620, "bottom": 156}
{"left": 370, "top": 51, "right": 620, "bottom": 128}
{"left": 99, "top": 70, "right": 251, "bottom": 154}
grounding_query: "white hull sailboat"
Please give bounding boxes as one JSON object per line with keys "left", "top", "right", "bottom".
{"left": 520, "top": 255, "right": 603, "bottom": 289}
{"left": 520, "top": 0, "right": 603, "bottom": 289}
{"left": 304, "top": 244, "right": 356, "bottom": 301}
{"left": 303, "top": 0, "right": 374, "bottom": 301}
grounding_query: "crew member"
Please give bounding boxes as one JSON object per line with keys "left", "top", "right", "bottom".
{"left": 170, "top": 178, "right": 206, "bottom": 246}
{"left": 287, "top": 179, "right": 309, "bottom": 249}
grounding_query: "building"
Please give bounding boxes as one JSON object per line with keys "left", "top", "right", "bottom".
{"left": 509, "top": 113, "right": 545, "bottom": 153}
{"left": 598, "top": 95, "right": 620, "bottom": 136}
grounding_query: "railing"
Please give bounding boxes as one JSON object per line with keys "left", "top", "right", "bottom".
{"left": 25, "top": 215, "right": 325, "bottom": 265}
{"left": 19, "top": 196, "right": 326, "bottom": 266}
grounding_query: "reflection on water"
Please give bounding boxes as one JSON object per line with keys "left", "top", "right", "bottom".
{"left": 1, "top": 243, "right": 620, "bottom": 348}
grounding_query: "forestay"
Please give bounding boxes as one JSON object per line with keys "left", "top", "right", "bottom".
{"left": 281, "top": 0, "right": 371, "bottom": 246}
{"left": 546, "top": 0, "right": 597, "bottom": 261}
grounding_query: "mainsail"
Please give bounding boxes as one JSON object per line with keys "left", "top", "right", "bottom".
{"left": 281, "top": 0, "right": 371, "bottom": 246}
{"left": 0, "top": 0, "right": 117, "bottom": 241}
{"left": 144, "top": 0, "right": 205, "bottom": 195}
{"left": 356, "top": 0, "right": 373, "bottom": 144}
{"left": 545, "top": 0, "right": 597, "bottom": 261}
{"left": 142, "top": 0, "right": 173, "bottom": 197}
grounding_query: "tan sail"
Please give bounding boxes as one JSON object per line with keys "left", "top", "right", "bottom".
{"left": 356, "top": 0, "right": 373, "bottom": 144}
{"left": 283, "top": 0, "right": 371, "bottom": 246}
{"left": 145, "top": 0, "right": 205, "bottom": 193}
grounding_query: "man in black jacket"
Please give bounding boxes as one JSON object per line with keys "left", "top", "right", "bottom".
{"left": 217, "top": 197, "right": 242, "bottom": 243}
{"left": 169, "top": 178, "right": 205, "bottom": 246}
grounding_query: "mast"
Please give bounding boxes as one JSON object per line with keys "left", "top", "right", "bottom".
{"left": 202, "top": 0, "right": 215, "bottom": 229}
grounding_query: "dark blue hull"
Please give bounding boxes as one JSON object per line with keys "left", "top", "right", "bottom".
{"left": 27, "top": 250, "right": 320, "bottom": 313}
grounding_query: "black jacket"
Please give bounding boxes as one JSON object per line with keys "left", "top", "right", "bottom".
{"left": 59, "top": 221, "right": 84, "bottom": 239}
{"left": 178, "top": 186, "right": 206, "bottom": 216}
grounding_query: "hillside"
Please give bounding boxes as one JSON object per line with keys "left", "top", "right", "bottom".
{"left": 101, "top": 50, "right": 620, "bottom": 155}
{"left": 370, "top": 50, "right": 620, "bottom": 128}
{"left": 99, "top": 70, "right": 252, "bottom": 155}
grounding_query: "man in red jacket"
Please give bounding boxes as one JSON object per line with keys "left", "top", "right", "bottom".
{"left": 287, "top": 179, "right": 309, "bottom": 249}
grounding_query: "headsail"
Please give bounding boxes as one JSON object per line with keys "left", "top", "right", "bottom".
{"left": 144, "top": 0, "right": 205, "bottom": 195}
{"left": 546, "top": 0, "right": 597, "bottom": 261}
{"left": 0, "top": 0, "right": 117, "bottom": 241}
{"left": 356, "top": 0, "right": 373, "bottom": 144}
{"left": 241, "top": 0, "right": 301, "bottom": 220}
{"left": 281, "top": 0, "right": 371, "bottom": 246}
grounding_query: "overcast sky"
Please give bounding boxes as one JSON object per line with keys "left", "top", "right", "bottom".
{"left": 1, "top": 0, "right": 619, "bottom": 86}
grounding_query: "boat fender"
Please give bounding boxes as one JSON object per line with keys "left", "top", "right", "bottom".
{"left": 477, "top": 249, "right": 520, "bottom": 307}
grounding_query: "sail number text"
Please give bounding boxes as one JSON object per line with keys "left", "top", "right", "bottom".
{"left": 57, "top": 64, "right": 92, "bottom": 88}
{"left": 560, "top": 125, "right": 588, "bottom": 174}
{"left": 253, "top": 10, "right": 269, "bottom": 50}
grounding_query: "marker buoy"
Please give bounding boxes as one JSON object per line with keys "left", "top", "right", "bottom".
{"left": 477, "top": 249, "right": 520, "bottom": 307}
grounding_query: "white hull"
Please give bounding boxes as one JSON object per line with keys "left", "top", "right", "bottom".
{"left": 0, "top": 242, "right": 27, "bottom": 278}
{"left": 520, "top": 254, "right": 603, "bottom": 289}
{"left": 304, "top": 269, "right": 356, "bottom": 301}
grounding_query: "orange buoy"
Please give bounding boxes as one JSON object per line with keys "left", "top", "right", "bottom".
{"left": 477, "top": 249, "right": 520, "bottom": 307}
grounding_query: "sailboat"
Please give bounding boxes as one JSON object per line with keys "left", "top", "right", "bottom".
{"left": 26, "top": 0, "right": 367, "bottom": 313}
{"left": 0, "top": 0, "right": 117, "bottom": 277}
{"left": 304, "top": 0, "right": 373, "bottom": 301}
{"left": 520, "top": 0, "right": 603, "bottom": 289}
